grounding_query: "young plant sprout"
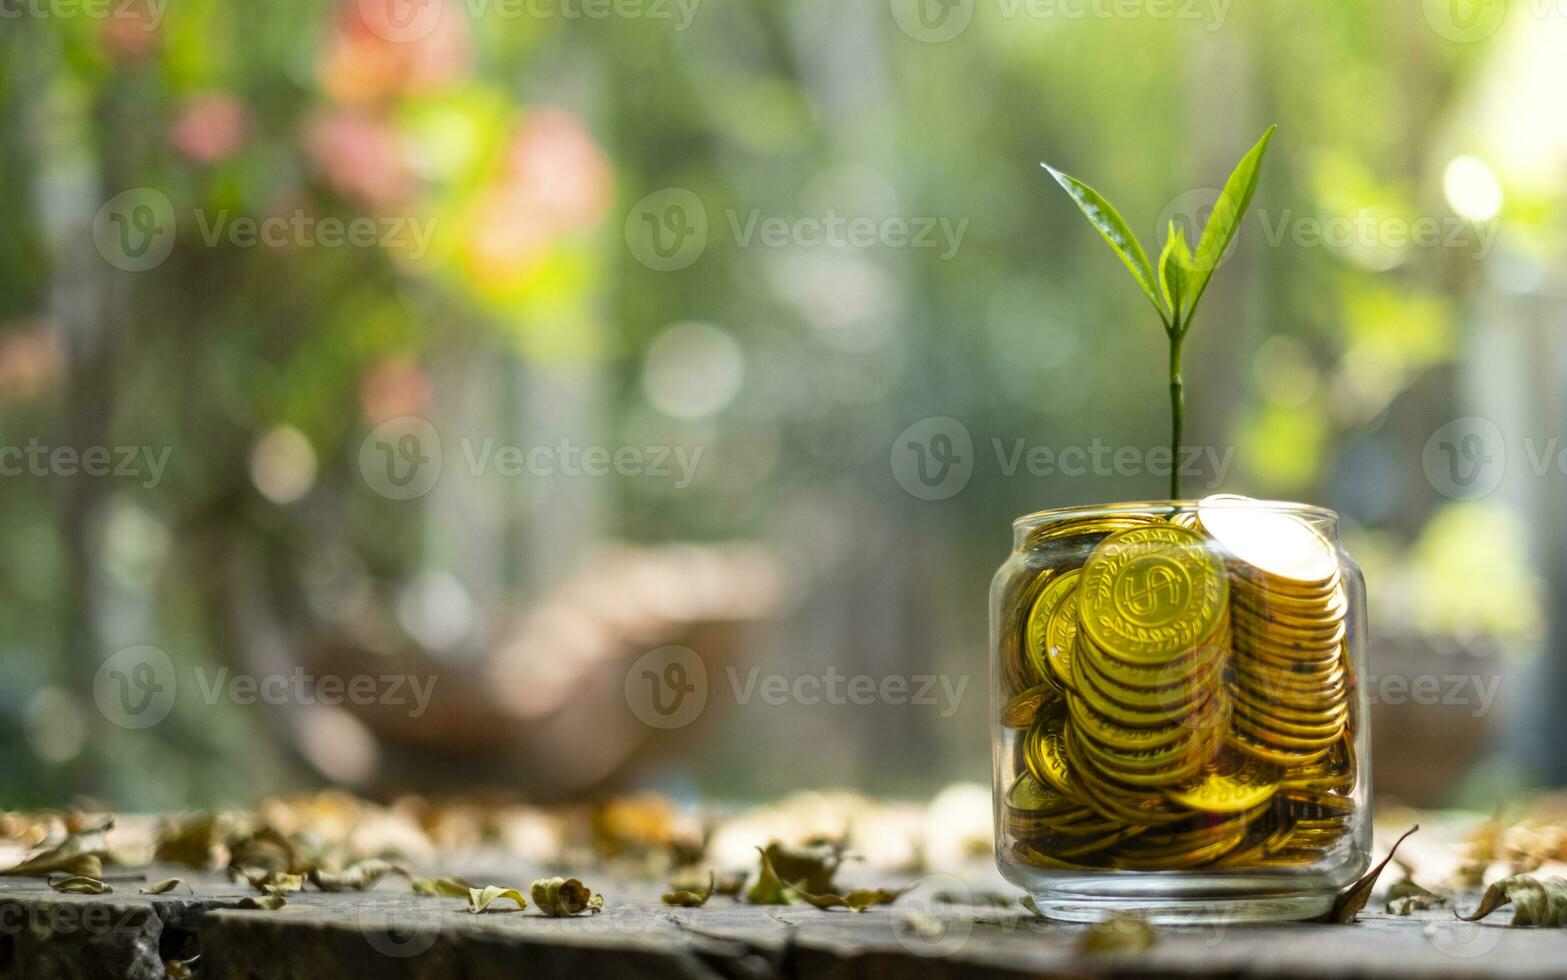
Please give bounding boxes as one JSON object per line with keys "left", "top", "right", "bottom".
{"left": 1043, "top": 125, "right": 1276, "bottom": 500}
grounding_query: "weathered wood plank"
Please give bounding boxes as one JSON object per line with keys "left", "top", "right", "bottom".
{"left": 0, "top": 863, "right": 1559, "bottom": 979}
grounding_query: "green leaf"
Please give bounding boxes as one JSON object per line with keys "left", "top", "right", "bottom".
{"left": 1157, "top": 220, "right": 1191, "bottom": 330}
{"left": 1042, "top": 163, "right": 1167, "bottom": 325}
{"left": 1182, "top": 124, "right": 1276, "bottom": 327}
{"left": 467, "top": 885, "right": 528, "bottom": 914}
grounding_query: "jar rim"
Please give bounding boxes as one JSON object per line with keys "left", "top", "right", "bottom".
{"left": 1011, "top": 498, "right": 1340, "bottom": 531}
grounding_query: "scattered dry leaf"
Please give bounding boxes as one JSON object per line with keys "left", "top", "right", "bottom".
{"left": 1386, "top": 878, "right": 1447, "bottom": 916}
{"left": 467, "top": 885, "right": 528, "bottom": 914}
{"left": 236, "top": 895, "right": 287, "bottom": 911}
{"left": 141, "top": 878, "right": 188, "bottom": 895}
{"left": 1079, "top": 913, "right": 1157, "bottom": 954}
{"left": 409, "top": 875, "right": 472, "bottom": 897}
{"left": 531, "top": 877, "right": 603, "bottom": 917}
{"left": 1, "top": 827, "right": 108, "bottom": 878}
{"left": 786, "top": 883, "right": 909, "bottom": 913}
{"left": 746, "top": 848, "right": 794, "bottom": 905}
{"left": 663, "top": 872, "right": 715, "bottom": 908}
{"left": 310, "top": 859, "right": 407, "bottom": 892}
{"left": 1458, "top": 874, "right": 1567, "bottom": 927}
{"left": 235, "top": 869, "right": 304, "bottom": 896}
{"left": 48, "top": 875, "right": 112, "bottom": 895}
{"left": 1322, "top": 825, "right": 1418, "bottom": 924}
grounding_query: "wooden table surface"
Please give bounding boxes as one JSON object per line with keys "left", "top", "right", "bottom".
{"left": 0, "top": 858, "right": 1559, "bottom": 980}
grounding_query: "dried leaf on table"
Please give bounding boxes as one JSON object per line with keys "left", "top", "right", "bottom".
{"left": 141, "top": 878, "right": 188, "bottom": 895}
{"left": 786, "top": 883, "right": 909, "bottom": 913}
{"left": 1079, "top": 913, "right": 1157, "bottom": 954}
{"left": 1385, "top": 878, "right": 1447, "bottom": 916}
{"left": 236, "top": 895, "right": 287, "bottom": 911}
{"left": 310, "top": 859, "right": 408, "bottom": 892}
{"left": 1458, "top": 874, "right": 1567, "bottom": 927}
{"left": 1, "top": 822, "right": 111, "bottom": 878}
{"left": 746, "top": 849, "right": 794, "bottom": 906}
{"left": 235, "top": 869, "right": 304, "bottom": 896}
{"left": 663, "top": 872, "right": 715, "bottom": 907}
{"left": 712, "top": 871, "right": 746, "bottom": 897}
{"left": 531, "top": 877, "right": 603, "bottom": 917}
{"left": 760, "top": 839, "right": 847, "bottom": 895}
{"left": 48, "top": 875, "right": 112, "bottom": 894}
{"left": 1321, "top": 825, "right": 1418, "bottom": 924}
{"left": 467, "top": 885, "right": 528, "bottom": 914}
{"left": 409, "top": 875, "right": 472, "bottom": 897}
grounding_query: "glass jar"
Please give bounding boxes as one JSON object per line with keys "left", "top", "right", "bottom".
{"left": 990, "top": 498, "right": 1371, "bottom": 924}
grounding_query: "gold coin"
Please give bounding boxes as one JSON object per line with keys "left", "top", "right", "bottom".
{"left": 1025, "top": 571, "right": 1080, "bottom": 690}
{"left": 999, "top": 566, "right": 1057, "bottom": 697}
{"left": 1078, "top": 525, "right": 1229, "bottom": 666}
{"left": 1231, "top": 684, "right": 1348, "bottom": 727}
{"left": 1071, "top": 652, "right": 1223, "bottom": 729}
{"left": 1010, "top": 840, "right": 1103, "bottom": 872}
{"left": 1074, "top": 642, "right": 1220, "bottom": 713}
{"left": 1063, "top": 726, "right": 1188, "bottom": 825}
{"left": 1231, "top": 698, "right": 1346, "bottom": 738}
{"left": 1077, "top": 615, "right": 1228, "bottom": 680}
{"left": 1001, "top": 683, "right": 1058, "bottom": 729}
{"left": 1227, "top": 729, "right": 1330, "bottom": 767}
{"left": 1109, "top": 824, "right": 1250, "bottom": 869}
{"left": 1023, "top": 712, "right": 1084, "bottom": 803}
{"left": 1162, "top": 750, "right": 1282, "bottom": 813}
{"left": 1196, "top": 496, "right": 1338, "bottom": 588}
{"left": 1004, "top": 772, "right": 1073, "bottom": 813}
{"left": 1232, "top": 712, "right": 1344, "bottom": 750}
{"left": 1022, "top": 825, "right": 1148, "bottom": 860}
{"left": 1066, "top": 689, "right": 1209, "bottom": 753}
{"left": 1021, "top": 513, "right": 1165, "bottom": 552}
{"left": 1043, "top": 581, "right": 1083, "bottom": 692}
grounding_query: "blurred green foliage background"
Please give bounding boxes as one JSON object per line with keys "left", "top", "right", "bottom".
{"left": 0, "top": 0, "right": 1560, "bottom": 809}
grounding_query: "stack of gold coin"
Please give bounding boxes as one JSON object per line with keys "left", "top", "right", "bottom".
{"left": 1069, "top": 524, "right": 1232, "bottom": 795}
{"left": 998, "top": 501, "right": 1359, "bottom": 872}
{"left": 1193, "top": 496, "right": 1349, "bottom": 770}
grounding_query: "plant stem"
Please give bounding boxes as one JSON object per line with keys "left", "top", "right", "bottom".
{"left": 1168, "top": 338, "right": 1184, "bottom": 501}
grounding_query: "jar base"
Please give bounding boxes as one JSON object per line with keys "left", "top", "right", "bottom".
{"left": 1027, "top": 885, "right": 1335, "bottom": 925}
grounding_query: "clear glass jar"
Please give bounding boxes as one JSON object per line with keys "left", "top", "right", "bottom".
{"left": 990, "top": 498, "right": 1371, "bottom": 924}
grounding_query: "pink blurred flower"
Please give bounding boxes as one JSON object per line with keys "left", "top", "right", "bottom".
{"left": 0, "top": 322, "right": 62, "bottom": 404}
{"left": 101, "top": 0, "right": 161, "bottom": 63}
{"left": 302, "top": 108, "right": 414, "bottom": 209}
{"left": 317, "top": 0, "right": 472, "bottom": 105}
{"left": 359, "top": 357, "right": 432, "bottom": 424}
{"left": 501, "top": 109, "right": 615, "bottom": 234}
{"left": 169, "top": 94, "right": 252, "bottom": 164}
